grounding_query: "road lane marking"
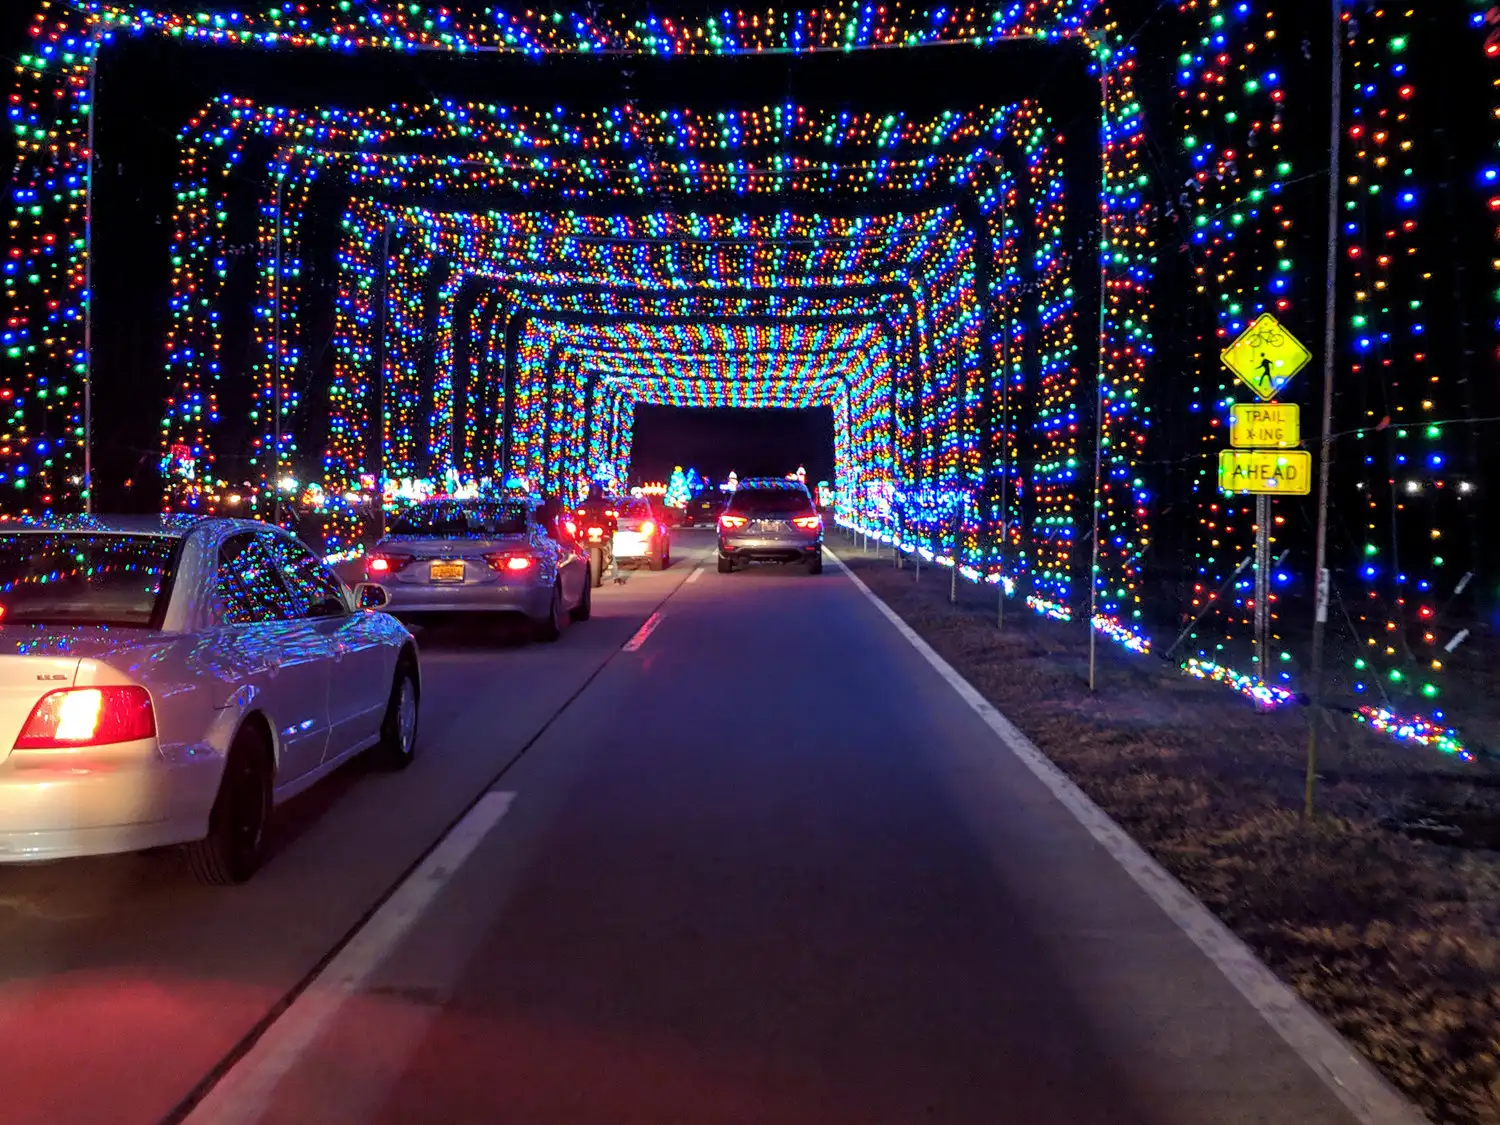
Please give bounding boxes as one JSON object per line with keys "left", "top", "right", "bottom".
{"left": 686, "top": 567, "right": 704, "bottom": 584}
{"left": 622, "top": 611, "right": 664, "bottom": 652}
{"left": 824, "top": 547, "right": 1428, "bottom": 1125}
{"left": 179, "top": 791, "right": 516, "bottom": 1125}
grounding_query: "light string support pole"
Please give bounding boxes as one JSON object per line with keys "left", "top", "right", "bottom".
{"left": 271, "top": 169, "right": 284, "bottom": 525}
{"left": 373, "top": 220, "right": 393, "bottom": 540}
{"left": 1087, "top": 48, "right": 1110, "bottom": 693}
{"left": 82, "top": 54, "right": 97, "bottom": 516}
{"left": 1305, "top": 0, "right": 1344, "bottom": 821}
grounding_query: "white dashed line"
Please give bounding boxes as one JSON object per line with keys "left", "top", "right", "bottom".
{"left": 686, "top": 567, "right": 704, "bottom": 584}
{"left": 622, "top": 611, "right": 664, "bottom": 652}
{"left": 825, "top": 546, "right": 1428, "bottom": 1125}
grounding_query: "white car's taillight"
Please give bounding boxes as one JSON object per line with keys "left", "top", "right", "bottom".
{"left": 13, "top": 686, "right": 157, "bottom": 750}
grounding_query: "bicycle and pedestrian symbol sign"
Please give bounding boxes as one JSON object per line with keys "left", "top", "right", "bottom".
{"left": 1220, "top": 313, "right": 1311, "bottom": 401}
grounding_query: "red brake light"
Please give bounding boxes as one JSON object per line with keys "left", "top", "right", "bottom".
{"left": 792, "top": 515, "right": 822, "bottom": 530}
{"left": 640, "top": 520, "right": 656, "bottom": 537}
{"left": 563, "top": 519, "right": 577, "bottom": 538}
{"left": 719, "top": 514, "right": 748, "bottom": 529}
{"left": 586, "top": 525, "right": 605, "bottom": 540}
{"left": 367, "top": 553, "right": 411, "bottom": 576}
{"left": 14, "top": 686, "right": 156, "bottom": 750}
{"left": 485, "top": 553, "right": 535, "bottom": 573}
{"left": 606, "top": 509, "right": 618, "bottom": 518}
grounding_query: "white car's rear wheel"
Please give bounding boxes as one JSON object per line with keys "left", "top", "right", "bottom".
{"left": 185, "top": 725, "right": 272, "bottom": 885}
{"left": 371, "top": 660, "right": 419, "bottom": 771}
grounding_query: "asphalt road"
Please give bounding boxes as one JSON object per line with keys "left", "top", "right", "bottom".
{"left": 0, "top": 530, "right": 1373, "bottom": 1125}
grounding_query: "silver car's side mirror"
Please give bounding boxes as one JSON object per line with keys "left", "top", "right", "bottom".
{"left": 354, "top": 582, "right": 391, "bottom": 611}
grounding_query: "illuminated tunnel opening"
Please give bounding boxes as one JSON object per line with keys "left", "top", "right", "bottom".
{"left": 629, "top": 407, "right": 834, "bottom": 491}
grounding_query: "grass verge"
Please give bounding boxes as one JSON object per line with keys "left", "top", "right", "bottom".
{"left": 834, "top": 535, "right": 1500, "bottom": 1125}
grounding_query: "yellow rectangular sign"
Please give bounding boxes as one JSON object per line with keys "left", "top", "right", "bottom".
{"left": 1217, "top": 449, "right": 1312, "bottom": 496}
{"left": 1229, "top": 403, "right": 1300, "bottom": 449}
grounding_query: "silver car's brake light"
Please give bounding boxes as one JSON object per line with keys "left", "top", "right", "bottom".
{"left": 14, "top": 686, "right": 156, "bottom": 750}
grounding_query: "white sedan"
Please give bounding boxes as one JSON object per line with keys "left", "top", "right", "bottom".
{"left": 0, "top": 515, "right": 418, "bottom": 884}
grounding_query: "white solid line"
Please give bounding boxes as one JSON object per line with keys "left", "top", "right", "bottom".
{"left": 824, "top": 547, "right": 1429, "bottom": 1125}
{"left": 686, "top": 567, "right": 704, "bottom": 584}
{"left": 181, "top": 791, "right": 517, "bottom": 1125}
{"left": 622, "top": 611, "right": 664, "bottom": 652}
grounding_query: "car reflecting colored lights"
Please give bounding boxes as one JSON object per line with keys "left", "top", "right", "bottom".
{"left": 0, "top": 515, "right": 421, "bottom": 884}
{"left": 364, "top": 497, "right": 590, "bottom": 640}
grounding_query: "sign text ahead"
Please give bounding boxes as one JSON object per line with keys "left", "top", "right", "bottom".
{"left": 1217, "top": 449, "right": 1312, "bottom": 496}
{"left": 1229, "top": 403, "right": 1300, "bottom": 449}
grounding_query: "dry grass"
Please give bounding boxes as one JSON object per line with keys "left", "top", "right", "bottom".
{"left": 834, "top": 537, "right": 1500, "bottom": 1125}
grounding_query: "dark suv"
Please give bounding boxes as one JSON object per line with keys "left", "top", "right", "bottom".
{"left": 716, "top": 479, "right": 824, "bottom": 575}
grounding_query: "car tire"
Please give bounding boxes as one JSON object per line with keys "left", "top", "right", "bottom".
{"left": 185, "top": 724, "right": 273, "bottom": 886}
{"left": 533, "top": 582, "right": 566, "bottom": 643}
{"left": 717, "top": 553, "right": 733, "bottom": 574}
{"left": 807, "top": 550, "right": 823, "bottom": 576}
{"left": 569, "top": 574, "right": 592, "bottom": 622}
{"left": 649, "top": 544, "right": 664, "bottom": 571}
{"left": 371, "top": 660, "right": 419, "bottom": 771}
{"left": 589, "top": 547, "right": 605, "bottom": 588}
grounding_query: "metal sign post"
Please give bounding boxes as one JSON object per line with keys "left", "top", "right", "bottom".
{"left": 1254, "top": 494, "right": 1272, "bottom": 707}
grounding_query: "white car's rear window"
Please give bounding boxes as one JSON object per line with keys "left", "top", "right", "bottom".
{"left": 0, "top": 533, "right": 179, "bottom": 628}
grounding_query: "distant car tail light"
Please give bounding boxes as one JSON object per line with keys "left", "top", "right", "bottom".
{"left": 640, "top": 520, "right": 656, "bottom": 537}
{"left": 367, "top": 553, "right": 412, "bottom": 576}
{"left": 486, "top": 553, "right": 535, "bottom": 573}
{"left": 792, "top": 515, "right": 823, "bottom": 530}
{"left": 719, "top": 514, "right": 748, "bottom": 530}
{"left": 14, "top": 686, "right": 156, "bottom": 750}
{"left": 606, "top": 509, "right": 618, "bottom": 518}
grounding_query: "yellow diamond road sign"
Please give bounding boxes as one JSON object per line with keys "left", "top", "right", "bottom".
{"left": 1218, "top": 449, "right": 1312, "bottom": 496}
{"left": 1221, "top": 313, "right": 1311, "bottom": 401}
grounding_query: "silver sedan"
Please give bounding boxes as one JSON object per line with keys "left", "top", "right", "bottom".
{"left": 0, "top": 515, "right": 419, "bottom": 882}
{"left": 364, "top": 498, "right": 591, "bottom": 640}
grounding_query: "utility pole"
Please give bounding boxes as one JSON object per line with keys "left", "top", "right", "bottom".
{"left": 1305, "top": 0, "right": 1344, "bottom": 820}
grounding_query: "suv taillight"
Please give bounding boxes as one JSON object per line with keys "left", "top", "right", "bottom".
{"left": 792, "top": 515, "right": 822, "bottom": 530}
{"left": 367, "top": 553, "right": 413, "bottom": 576}
{"left": 14, "top": 686, "right": 157, "bottom": 750}
{"left": 719, "top": 514, "right": 748, "bottom": 530}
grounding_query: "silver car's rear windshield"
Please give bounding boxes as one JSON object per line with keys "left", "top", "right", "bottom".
{"left": 387, "top": 501, "right": 528, "bottom": 538}
{"left": 728, "top": 488, "right": 814, "bottom": 515}
{"left": 0, "top": 533, "right": 180, "bottom": 628}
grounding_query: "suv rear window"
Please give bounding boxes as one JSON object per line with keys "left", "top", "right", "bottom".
{"left": 728, "top": 487, "right": 815, "bottom": 515}
{"left": 0, "top": 533, "right": 179, "bottom": 628}
{"left": 619, "top": 499, "right": 653, "bottom": 519}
